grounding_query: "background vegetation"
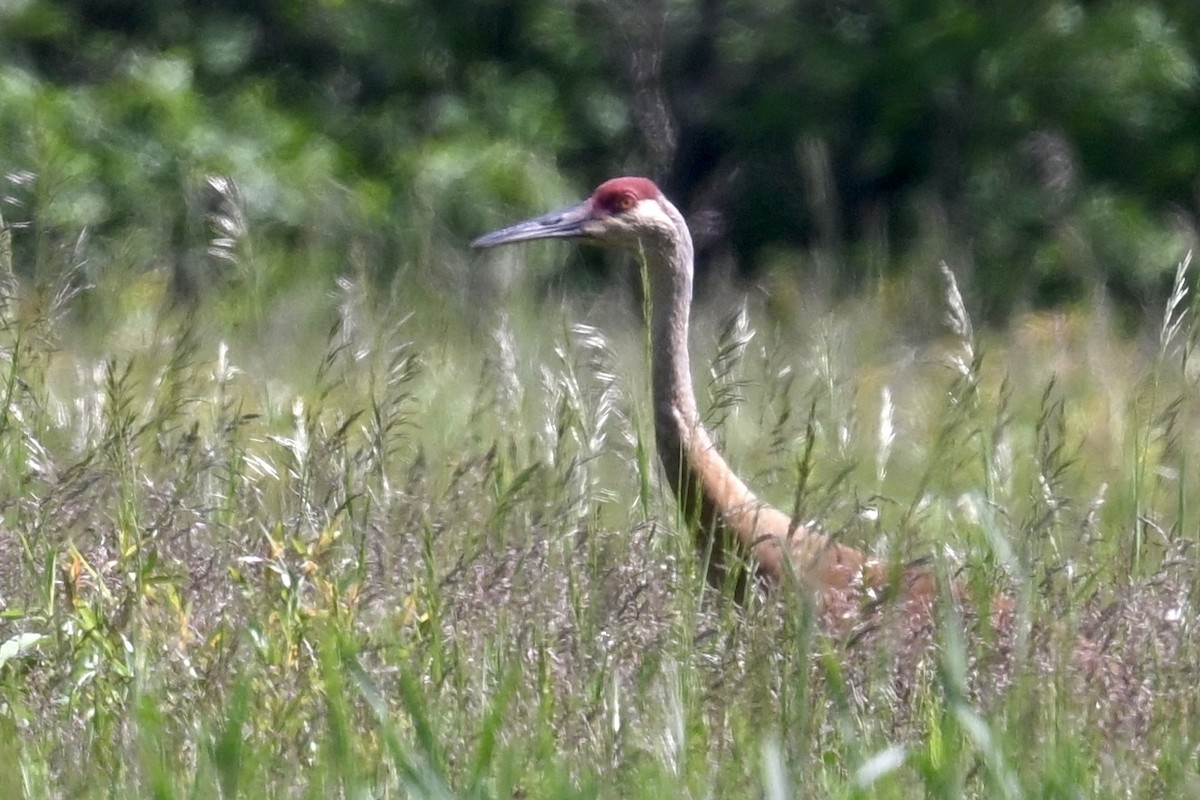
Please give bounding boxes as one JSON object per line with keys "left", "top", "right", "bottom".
{"left": 2, "top": 0, "right": 1198, "bottom": 314}
{"left": 1, "top": 0, "right": 1199, "bottom": 797}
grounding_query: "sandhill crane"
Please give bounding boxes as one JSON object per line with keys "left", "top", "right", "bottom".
{"left": 471, "top": 178, "right": 1160, "bottom": 726}
{"left": 473, "top": 176, "right": 929, "bottom": 620}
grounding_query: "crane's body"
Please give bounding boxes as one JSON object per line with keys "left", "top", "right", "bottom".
{"left": 473, "top": 177, "right": 906, "bottom": 613}
{"left": 473, "top": 177, "right": 1140, "bottom": 711}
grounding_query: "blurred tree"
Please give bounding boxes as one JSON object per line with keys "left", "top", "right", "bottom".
{"left": 0, "top": 0, "right": 1195, "bottom": 318}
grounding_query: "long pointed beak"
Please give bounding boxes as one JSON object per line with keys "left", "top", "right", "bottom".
{"left": 472, "top": 200, "right": 593, "bottom": 249}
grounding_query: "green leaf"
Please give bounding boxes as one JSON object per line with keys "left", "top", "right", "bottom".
{"left": 0, "top": 633, "right": 44, "bottom": 671}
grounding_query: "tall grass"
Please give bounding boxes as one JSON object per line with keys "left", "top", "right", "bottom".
{"left": 0, "top": 182, "right": 1197, "bottom": 798}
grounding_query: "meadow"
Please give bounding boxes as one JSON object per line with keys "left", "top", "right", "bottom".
{"left": 0, "top": 190, "right": 1198, "bottom": 797}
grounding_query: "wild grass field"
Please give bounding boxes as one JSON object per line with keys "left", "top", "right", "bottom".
{"left": 0, "top": 190, "right": 1198, "bottom": 798}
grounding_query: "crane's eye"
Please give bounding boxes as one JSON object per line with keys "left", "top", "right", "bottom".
{"left": 615, "top": 193, "right": 636, "bottom": 212}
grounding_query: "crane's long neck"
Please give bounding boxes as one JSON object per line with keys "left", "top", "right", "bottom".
{"left": 643, "top": 202, "right": 867, "bottom": 596}
{"left": 643, "top": 204, "right": 791, "bottom": 589}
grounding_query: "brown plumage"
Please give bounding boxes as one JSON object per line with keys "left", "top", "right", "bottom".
{"left": 474, "top": 177, "right": 1154, "bottom": 732}
{"left": 474, "top": 176, "right": 938, "bottom": 622}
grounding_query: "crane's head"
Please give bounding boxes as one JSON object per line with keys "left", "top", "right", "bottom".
{"left": 472, "top": 177, "right": 684, "bottom": 254}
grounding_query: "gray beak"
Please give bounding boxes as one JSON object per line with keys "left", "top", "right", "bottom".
{"left": 472, "top": 200, "right": 592, "bottom": 249}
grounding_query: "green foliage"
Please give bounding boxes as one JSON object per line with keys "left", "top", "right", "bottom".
{"left": 1, "top": 0, "right": 1197, "bottom": 316}
{"left": 0, "top": 4, "right": 1199, "bottom": 795}
{"left": 0, "top": 168, "right": 1198, "bottom": 796}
